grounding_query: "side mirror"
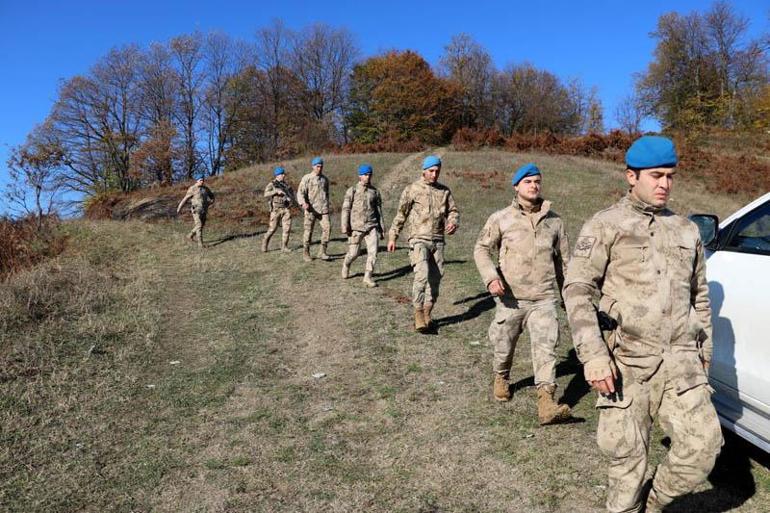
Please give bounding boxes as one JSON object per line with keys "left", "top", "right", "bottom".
{"left": 689, "top": 214, "right": 719, "bottom": 247}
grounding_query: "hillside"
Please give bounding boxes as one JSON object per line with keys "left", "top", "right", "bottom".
{"left": 2, "top": 150, "right": 768, "bottom": 512}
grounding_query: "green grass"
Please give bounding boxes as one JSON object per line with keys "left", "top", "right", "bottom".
{"left": 1, "top": 150, "right": 767, "bottom": 512}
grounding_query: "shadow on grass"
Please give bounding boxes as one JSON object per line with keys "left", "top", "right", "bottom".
{"left": 434, "top": 293, "right": 494, "bottom": 327}
{"left": 509, "top": 349, "right": 591, "bottom": 409}
{"left": 206, "top": 230, "right": 263, "bottom": 247}
{"left": 664, "top": 430, "right": 768, "bottom": 512}
{"left": 376, "top": 264, "right": 412, "bottom": 283}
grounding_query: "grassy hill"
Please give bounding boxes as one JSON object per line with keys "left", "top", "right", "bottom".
{"left": 2, "top": 150, "right": 768, "bottom": 512}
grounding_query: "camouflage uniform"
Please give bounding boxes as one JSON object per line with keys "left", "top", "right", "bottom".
{"left": 263, "top": 179, "right": 297, "bottom": 251}
{"left": 297, "top": 172, "right": 331, "bottom": 254}
{"left": 389, "top": 178, "right": 459, "bottom": 308}
{"left": 564, "top": 193, "right": 722, "bottom": 512}
{"left": 474, "top": 199, "right": 570, "bottom": 386}
{"left": 341, "top": 182, "right": 385, "bottom": 280}
{"left": 178, "top": 183, "right": 215, "bottom": 247}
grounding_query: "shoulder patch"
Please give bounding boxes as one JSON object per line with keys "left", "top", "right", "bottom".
{"left": 574, "top": 236, "right": 596, "bottom": 258}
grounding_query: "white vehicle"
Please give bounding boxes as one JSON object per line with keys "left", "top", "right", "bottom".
{"left": 691, "top": 192, "right": 770, "bottom": 453}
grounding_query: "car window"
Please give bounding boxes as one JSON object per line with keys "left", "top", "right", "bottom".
{"left": 722, "top": 200, "right": 770, "bottom": 255}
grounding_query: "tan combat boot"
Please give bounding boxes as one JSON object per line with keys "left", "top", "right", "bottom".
{"left": 414, "top": 307, "right": 428, "bottom": 333}
{"left": 319, "top": 243, "right": 331, "bottom": 261}
{"left": 303, "top": 245, "right": 312, "bottom": 262}
{"left": 362, "top": 271, "right": 377, "bottom": 288}
{"left": 423, "top": 302, "right": 434, "bottom": 329}
{"left": 341, "top": 259, "right": 351, "bottom": 279}
{"left": 493, "top": 373, "right": 511, "bottom": 402}
{"left": 261, "top": 236, "right": 270, "bottom": 252}
{"left": 536, "top": 384, "right": 572, "bottom": 425}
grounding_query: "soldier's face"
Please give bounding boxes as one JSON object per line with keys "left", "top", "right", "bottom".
{"left": 422, "top": 166, "right": 440, "bottom": 183}
{"left": 627, "top": 167, "right": 675, "bottom": 207}
{"left": 276, "top": 174, "right": 285, "bottom": 182}
{"left": 359, "top": 173, "right": 372, "bottom": 185}
{"left": 196, "top": 179, "right": 204, "bottom": 187}
{"left": 313, "top": 164, "right": 323, "bottom": 174}
{"left": 515, "top": 175, "right": 542, "bottom": 203}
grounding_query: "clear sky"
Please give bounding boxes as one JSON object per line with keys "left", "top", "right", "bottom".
{"left": 1, "top": 0, "right": 768, "bottom": 211}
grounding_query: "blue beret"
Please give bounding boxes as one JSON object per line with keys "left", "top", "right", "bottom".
{"left": 422, "top": 155, "right": 442, "bottom": 170}
{"left": 273, "top": 166, "right": 285, "bottom": 176}
{"left": 512, "top": 163, "right": 541, "bottom": 186}
{"left": 311, "top": 157, "right": 324, "bottom": 166}
{"left": 625, "top": 135, "right": 677, "bottom": 169}
{"left": 358, "top": 164, "right": 373, "bottom": 176}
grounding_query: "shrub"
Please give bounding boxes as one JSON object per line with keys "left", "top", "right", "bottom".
{"left": 0, "top": 216, "right": 67, "bottom": 280}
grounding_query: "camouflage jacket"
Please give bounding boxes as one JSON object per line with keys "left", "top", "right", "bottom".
{"left": 564, "top": 193, "right": 712, "bottom": 385}
{"left": 474, "top": 199, "right": 569, "bottom": 301}
{"left": 264, "top": 180, "right": 297, "bottom": 210}
{"left": 179, "top": 184, "right": 215, "bottom": 211}
{"left": 297, "top": 172, "right": 330, "bottom": 214}
{"left": 341, "top": 183, "right": 385, "bottom": 234}
{"left": 388, "top": 179, "right": 459, "bottom": 244}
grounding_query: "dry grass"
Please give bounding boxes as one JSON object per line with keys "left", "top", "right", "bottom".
{"left": 2, "top": 150, "right": 767, "bottom": 512}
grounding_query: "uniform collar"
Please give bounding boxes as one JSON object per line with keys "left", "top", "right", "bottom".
{"left": 513, "top": 197, "right": 548, "bottom": 214}
{"left": 623, "top": 192, "right": 665, "bottom": 215}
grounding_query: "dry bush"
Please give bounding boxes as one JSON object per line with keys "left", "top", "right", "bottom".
{"left": 0, "top": 216, "right": 67, "bottom": 280}
{"left": 451, "top": 127, "right": 506, "bottom": 150}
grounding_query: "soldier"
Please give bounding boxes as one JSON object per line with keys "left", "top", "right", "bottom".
{"left": 262, "top": 166, "right": 298, "bottom": 253}
{"left": 387, "top": 155, "right": 459, "bottom": 333}
{"left": 564, "top": 135, "right": 722, "bottom": 512}
{"left": 177, "top": 176, "right": 215, "bottom": 248}
{"left": 474, "top": 163, "right": 572, "bottom": 425}
{"left": 297, "top": 156, "right": 331, "bottom": 262}
{"left": 341, "top": 164, "right": 385, "bottom": 288}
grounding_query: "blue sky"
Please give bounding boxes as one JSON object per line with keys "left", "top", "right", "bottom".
{"left": 1, "top": 0, "right": 768, "bottom": 211}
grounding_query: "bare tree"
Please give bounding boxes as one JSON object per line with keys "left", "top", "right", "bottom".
{"left": 439, "top": 33, "right": 494, "bottom": 128}
{"left": 50, "top": 46, "right": 143, "bottom": 194}
{"left": 170, "top": 32, "right": 205, "bottom": 179}
{"left": 615, "top": 93, "right": 645, "bottom": 135}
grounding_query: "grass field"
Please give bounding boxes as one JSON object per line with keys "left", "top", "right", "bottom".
{"left": 2, "top": 150, "right": 768, "bottom": 512}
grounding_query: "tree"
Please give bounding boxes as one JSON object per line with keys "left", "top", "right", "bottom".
{"left": 347, "top": 50, "right": 461, "bottom": 144}
{"left": 170, "top": 32, "right": 205, "bottom": 179}
{"left": 5, "top": 122, "right": 65, "bottom": 227}
{"left": 50, "top": 46, "right": 143, "bottom": 194}
{"left": 636, "top": 2, "right": 768, "bottom": 130}
{"left": 615, "top": 93, "right": 645, "bottom": 135}
{"left": 439, "top": 33, "right": 494, "bottom": 128}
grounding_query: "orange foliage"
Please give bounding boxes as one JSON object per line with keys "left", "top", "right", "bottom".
{"left": 0, "top": 216, "right": 67, "bottom": 279}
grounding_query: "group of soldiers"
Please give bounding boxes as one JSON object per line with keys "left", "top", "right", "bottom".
{"left": 176, "top": 135, "right": 723, "bottom": 513}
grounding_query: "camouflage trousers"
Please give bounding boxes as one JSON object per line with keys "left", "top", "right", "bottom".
{"left": 409, "top": 240, "right": 444, "bottom": 307}
{"left": 344, "top": 228, "right": 379, "bottom": 274}
{"left": 189, "top": 206, "right": 207, "bottom": 243}
{"left": 303, "top": 210, "right": 330, "bottom": 246}
{"left": 265, "top": 207, "right": 292, "bottom": 244}
{"left": 597, "top": 357, "right": 722, "bottom": 513}
{"left": 489, "top": 297, "right": 560, "bottom": 385}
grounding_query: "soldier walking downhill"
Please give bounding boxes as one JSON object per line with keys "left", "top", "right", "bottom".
{"left": 341, "top": 164, "right": 385, "bottom": 288}
{"left": 387, "top": 155, "right": 459, "bottom": 333}
{"left": 297, "top": 156, "right": 332, "bottom": 262}
{"left": 564, "top": 135, "right": 722, "bottom": 512}
{"left": 262, "top": 166, "right": 298, "bottom": 253}
{"left": 177, "top": 176, "right": 215, "bottom": 248}
{"left": 474, "top": 163, "right": 572, "bottom": 425}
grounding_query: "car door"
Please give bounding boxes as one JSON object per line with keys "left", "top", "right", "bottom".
{"left": 707, "top": 196, "right": 770, "bottom": 450}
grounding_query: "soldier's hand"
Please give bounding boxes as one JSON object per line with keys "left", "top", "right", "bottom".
{"left": 586, "top": 359, "right": 617, "bottom": 396}
{"left": 487, "top": 279, "right": 505, "bottom": 297}
{"left": 302, "top": 203, "right": 310, "bottom": 211}
{"left": 703, "top": 360, "right": 711, "bottom": 373}
{"left": 446, "top": 223, "right": 458, "bottom": 235}
{"left": 387, "top": 240, "right": 396, "bottom": 252}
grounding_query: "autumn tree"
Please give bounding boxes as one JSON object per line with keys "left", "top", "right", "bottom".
{"left": 5, "top": 122, "right": 66, "bottom": 227}
{"left": 636, "top": 1, "right": 768, "bottom": 130}
{"left": 347, "top": 50, "right": 461, "bottom": 144}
